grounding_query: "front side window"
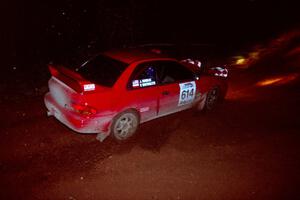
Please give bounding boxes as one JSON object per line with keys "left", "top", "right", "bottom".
{"left": 129, "top": 62, "right": 157, "bottom": 89}
{"left": 157, "top": 61, "right": 195, "bottom": 84}
{"left": 77, "top": 54, "right": 128, "bottom": 87}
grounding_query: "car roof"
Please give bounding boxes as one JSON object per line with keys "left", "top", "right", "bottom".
{"left": 103, "top": 48, "right": 174, "bottom": 64}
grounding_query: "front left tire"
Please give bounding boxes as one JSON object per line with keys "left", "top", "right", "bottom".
{"left": 204, "top": 87, "right": 220, "bottom": 110}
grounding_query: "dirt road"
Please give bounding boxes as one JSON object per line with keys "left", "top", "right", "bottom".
{"left": 1, "top": 60, "right": 300, "bottom": 199}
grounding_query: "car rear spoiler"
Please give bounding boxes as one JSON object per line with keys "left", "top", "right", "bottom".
{"left": 48, "top": 64, "right": 97, "bottom": 93}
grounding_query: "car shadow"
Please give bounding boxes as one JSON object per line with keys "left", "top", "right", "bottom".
{"left": 136, "top": 113, "right": 182, "bottom": 152}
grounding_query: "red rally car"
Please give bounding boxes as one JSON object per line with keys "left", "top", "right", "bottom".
{"left": 44, "top": 49, "right": 228, "bottom": 141}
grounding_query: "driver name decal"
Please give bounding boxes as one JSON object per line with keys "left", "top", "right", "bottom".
{"left": 178, "top": 81, "right": 196, "bottom": 106}
{"left": 132, "top": 79, "right": 156, "bottom": 88}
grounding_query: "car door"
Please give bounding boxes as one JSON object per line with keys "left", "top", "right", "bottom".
{"left": 156, "top": 60, "right": 197, "bottom": 117}
{"left": 126, "top": 62, "right": 160, "bottom": 123}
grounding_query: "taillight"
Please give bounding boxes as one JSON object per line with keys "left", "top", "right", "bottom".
{"left": 71, "top": 103, "right": 97, "bottom": 115}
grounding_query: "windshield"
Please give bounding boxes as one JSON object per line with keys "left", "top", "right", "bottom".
{"left": 77, "top": 54, "right": 128, "bottom": 87}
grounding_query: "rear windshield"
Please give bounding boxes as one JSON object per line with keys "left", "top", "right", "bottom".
{"left": 77, "top": 54, "right": 128, "bottom": 87}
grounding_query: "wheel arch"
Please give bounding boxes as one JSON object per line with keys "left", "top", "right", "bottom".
{"left": 110, "top": 107, "right": 141, "bottom": 128}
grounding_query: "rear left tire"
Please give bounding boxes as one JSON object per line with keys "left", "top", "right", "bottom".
{"left": 110, "top": 110, "right": 139, "bottom": 141}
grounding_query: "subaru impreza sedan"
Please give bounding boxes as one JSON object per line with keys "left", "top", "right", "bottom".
{"left": 44, "top": 49, "right": 228, "bottom": 141}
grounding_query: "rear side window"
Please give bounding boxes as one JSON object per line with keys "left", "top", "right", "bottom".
{"left": 77, "top": 55, "right": 128, "bottom": 87}
{"left": 157, "top": 61, "right": 195, "bottom": 84}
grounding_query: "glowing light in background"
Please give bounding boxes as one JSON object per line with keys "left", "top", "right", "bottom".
{"left": 236, "top": 57, "right": 246, "bottom": 65}
{"left": 256, "top": 73, "right": 299, "bottom": 87}
{"left": 257, "top": 77, "right": 284, "bottom": 86}
{"left": 232, "top": 50, "right": 261, "bottom": 68}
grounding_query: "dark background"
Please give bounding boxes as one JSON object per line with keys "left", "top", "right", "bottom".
{"left": 6, "top": 0, "right": 300, "bottom": 66}
{"left": 1, "top": 1, "right": 300, "bottom": 199}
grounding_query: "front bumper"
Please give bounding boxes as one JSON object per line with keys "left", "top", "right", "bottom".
{"left": 44, "top": 92, "right": 114, "bottom": 135}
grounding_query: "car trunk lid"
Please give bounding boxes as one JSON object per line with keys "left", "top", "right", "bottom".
{"left": 47, "top": 64, "right": 109, "bottom": 110}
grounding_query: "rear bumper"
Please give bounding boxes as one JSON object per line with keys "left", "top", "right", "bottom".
{"left": 44, "top": 92, "right": 114, "bottom": 135}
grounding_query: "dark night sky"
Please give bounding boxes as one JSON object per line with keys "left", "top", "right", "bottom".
{"left": 6, "top": 0, "right": 300, "bottom": 65}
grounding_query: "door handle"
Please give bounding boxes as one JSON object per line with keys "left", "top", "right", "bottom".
{"left": 162, "top": 91, "right": 170, "bottom": 95}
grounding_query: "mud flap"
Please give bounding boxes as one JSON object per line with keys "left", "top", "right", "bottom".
{"left": 96, "top": 132, "right": 109, "bottom": 142}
